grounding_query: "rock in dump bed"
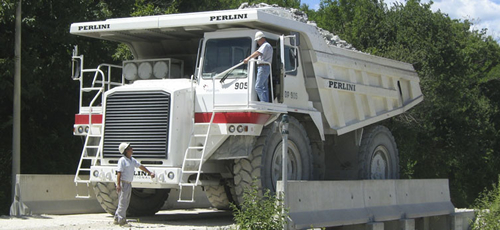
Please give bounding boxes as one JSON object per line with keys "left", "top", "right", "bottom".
{"left": 238, "top": 2, "right": 359, "bottom": 51}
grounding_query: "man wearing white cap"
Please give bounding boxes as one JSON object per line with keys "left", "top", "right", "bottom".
{"left": 244, "top": 31, "right": 273, "bottom": 102}
{"left": 114, "top": 142, "right": 155, "bottom": 226}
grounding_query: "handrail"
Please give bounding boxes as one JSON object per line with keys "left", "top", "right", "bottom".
{"left": 77, "top": 63, "right": 123, "bottom": 114}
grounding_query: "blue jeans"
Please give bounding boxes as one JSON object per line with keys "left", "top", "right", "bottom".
{"left": 256, "top": 66, "right": 270, "bottom": 102}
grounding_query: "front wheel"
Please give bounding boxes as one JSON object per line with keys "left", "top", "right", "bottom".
{"left": 205, "top": 181, "right": 236, "bottom": 210}
{"left": 357, "top": 125, "right": 400, "bottom": 179}
{"left": 93, "top": 182, "right": 169, "bottom": 216}
{"left": 233, "top": 116, "right": 312, "bottom": 204}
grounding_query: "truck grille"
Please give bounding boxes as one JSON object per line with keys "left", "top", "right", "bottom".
{"left": 103, "top": 91, "right": 170, "bottom": 158}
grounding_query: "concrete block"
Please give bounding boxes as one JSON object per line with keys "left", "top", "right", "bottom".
{"left": 279, "top": 179, "right": 455, "bottom": 229}
{"left": 15, "top": 174, "right": 211, "bottom": 215}
{"left": 399, "top": 219, "right": 415, "bottom": 230}
{"left": 366, "top": 222, "right": 384, "bottom": 230}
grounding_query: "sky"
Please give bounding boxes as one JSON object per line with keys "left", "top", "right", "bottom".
{"left": 300, "top": 0, "right": 500, "bottom": 41}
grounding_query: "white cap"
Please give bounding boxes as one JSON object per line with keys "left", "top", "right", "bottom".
{"left": 254, "top": 31, "right": 265, "bottom": 41}
{"left": 119, "top": 142, "right": 131, "bottom": 154}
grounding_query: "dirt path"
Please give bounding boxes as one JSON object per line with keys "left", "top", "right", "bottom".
{"left": 1, "top": 209, "right": 235, "bottom": 230}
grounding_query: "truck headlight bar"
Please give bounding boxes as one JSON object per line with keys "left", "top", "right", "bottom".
{"left": 123, "top": 58, "right": 183, "bottom": 81}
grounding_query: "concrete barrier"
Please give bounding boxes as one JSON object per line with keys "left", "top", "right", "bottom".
{"left": 14, "top": 174, "right": 211, "bottom": 215}
{"left": 277, "top": 179, "right": 474, "bottom": 230}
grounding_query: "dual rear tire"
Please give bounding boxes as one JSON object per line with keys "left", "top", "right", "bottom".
{"left": 358, "top": 125, "right": 399, "bottom": 179}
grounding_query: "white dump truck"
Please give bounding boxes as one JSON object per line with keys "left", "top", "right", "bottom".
{"left": 70, "top": 5, "right": 423, "bottom": 217}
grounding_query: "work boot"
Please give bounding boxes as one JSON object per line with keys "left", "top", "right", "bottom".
{"left": 119, "top": 220, "right": 131, "bottom": 227}
{"left": 113, "top": 218, "right": 119, "bottom": 225}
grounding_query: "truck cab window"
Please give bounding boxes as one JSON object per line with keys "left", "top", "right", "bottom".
{"left": 202, "top": 37, "right": 251, "bottom": 79}
{"left": 284, "top": 45, "right": 298, "bottom": 75}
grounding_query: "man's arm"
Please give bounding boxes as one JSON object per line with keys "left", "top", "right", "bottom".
{"left": 244, "top": 50, "right": 262, "bottom": 63}
{"left": 139, "top": 165, "right": 155, "bottom": 178}
{"left": 116, "top": 172, "right": 122, "bottom": 193}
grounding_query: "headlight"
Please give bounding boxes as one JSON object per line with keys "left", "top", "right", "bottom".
{"left": 85, "top": 126, "right": 89, "bottom": 133}
{"left": 228, "top": 125, "right": 235, "bottom": 133}
{"left": 167, "top": 171, "right": 175, "bottom": 180}
{"left": 92, "top": 170, "right": 99, "bottom": 177}
{"left": 237, "top": 125, "right": 244, "bottom": 133}
{"left": 77, "top": 126, "right": 83, "bottom": 133}
{"left": 153, "top": 61, "right": 169, "bottom": 78}
{"left": 123, "top": 63, "right": 138, "bottom": 80}
{"left": 138, "top": 62, "right": 153, "bottom": 79}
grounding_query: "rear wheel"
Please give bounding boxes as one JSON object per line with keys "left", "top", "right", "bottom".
{"left": 358, "top": 125, "right": 399, "bottom": 179}
{"left": 93, "top": 182, "right": 169, "bottom": 216}
{"left": 233, "top": 116, "right": 312, "bottom": 204}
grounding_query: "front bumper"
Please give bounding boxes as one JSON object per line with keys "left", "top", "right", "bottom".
{"left": 89, "top": 166, "right": 182, "bottom": 189}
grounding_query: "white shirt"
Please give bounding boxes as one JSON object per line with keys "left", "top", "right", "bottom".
{"left": 117, "top": 156, "right": 141, "bottom": 182}
{"left": 257, "top": 42, "right": 273, "bottom": 64}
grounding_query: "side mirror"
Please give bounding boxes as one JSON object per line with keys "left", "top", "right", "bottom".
{"left": 72, "top": 58, "right": 81, "bottom": 79}
{"left": 71, "top": 46, "right": 81, "bottom": 79}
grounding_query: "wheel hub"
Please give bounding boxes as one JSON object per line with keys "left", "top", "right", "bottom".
{"left": 271, "top": 141, "right": 302, "bottom": 190}
{"left": 371, "top": 146, "right": 390, "bottom": 179}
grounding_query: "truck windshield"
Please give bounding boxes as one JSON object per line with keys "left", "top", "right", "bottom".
{"left": 202, "top": 37, "right": 251, "bottom": 79}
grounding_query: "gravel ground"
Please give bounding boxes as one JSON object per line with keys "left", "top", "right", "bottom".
{"left": 1, "top": 209, "right": 235, "bottom": 230}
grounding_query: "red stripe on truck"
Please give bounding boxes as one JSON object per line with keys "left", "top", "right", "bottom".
{"left": 195, "top": 112, "right": 271, "bottom": 124}
{"left": 75, "top": 114, "right": 103, "bottom": 124}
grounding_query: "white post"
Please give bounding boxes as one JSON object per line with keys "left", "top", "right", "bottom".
{"left": 280, "top": 114, "right": 289, "bottom": 229}
{"left": 12, "top": 0, "right": 22, "bottom": 205}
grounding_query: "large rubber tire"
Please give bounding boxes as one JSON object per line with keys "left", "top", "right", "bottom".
{"left": 233, "top": 116, "right": 312, "bottom": 204}
{"left": 205, "top": 181, "right": 236, "bottom": 210}
{"left": 358, "top": 125, "right": 400, "bottom": 179}
{"left": 128, "top": 188, "right": 169, "bottom": 216}
{"left": 93, "top": 182, "right": 169, "bottom": 216}
{"left": 93, "top": 182, "right": 119, "bottom": 215}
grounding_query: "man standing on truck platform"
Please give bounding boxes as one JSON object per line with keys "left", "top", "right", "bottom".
{"left": 244, "top": 31, "right": 273, "bottom": 102}
{"left": 114, "top": 142, "right": 155, "bottom": 226}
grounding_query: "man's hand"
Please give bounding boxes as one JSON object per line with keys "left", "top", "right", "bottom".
{"left": 116, "top": 184, "right": 121, "bottom": 193}
{"left": 243, "top": 58, "right": 249, "bottom": 64}
{"left": 150, "top": 172, "right": 156, "bottom": 179}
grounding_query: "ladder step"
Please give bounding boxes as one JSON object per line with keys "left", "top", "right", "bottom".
{"left": 177, "top": 199, "right": 195, "bottom": 203}
{"left": 75, "top": 179, "right": 90, "bottom": 183}
{"left": 85, "top": 146, "right": 99, "bottom": 149}
{"left": 82, "top": 156, "right": 96, "bottom": 160}
{"left": 179, "top": 183, "right": 197, "bottom": 186}
{"left": 76, "top": 195, "right": 91, "bottom": 199}
{"left": 181, "top": 171, "right": 199, "bottom": 174}
{"left": 185, "top": 158, "right": 202, "bottom": 161}
{"left": 81, "top": 87, "right": 102, "bottom": 92}
{"left": 87, "top": 134, "right": 102, "bottom": 137}
{"left": 78, "top": 168, "right": 91, "bottom": 171}
{"left": 194, "top": 134, "right": 207, "bottom": 137}
{"left": 188, "top": 146, "right": 204, "bottom": 150}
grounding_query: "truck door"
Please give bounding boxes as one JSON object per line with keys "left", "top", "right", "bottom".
{"left": 279, "top": 34, "right": 309, "bottom": 108}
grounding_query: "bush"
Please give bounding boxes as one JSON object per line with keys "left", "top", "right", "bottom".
{"left": 230, "top": 182, "right": 288, "bottom": 230}
{"left": 472, "top": 175, "right": 500, "bottom": 230}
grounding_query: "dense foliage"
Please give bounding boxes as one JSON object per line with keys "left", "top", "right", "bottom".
{"left": 230, "top": 181, "right": 288, "bottom": 230}
{"left": 472, "top": 176, "right": 500, "bottom": 229}
{"left": 1, "top": 0, "right": 499, "bottom": 214}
